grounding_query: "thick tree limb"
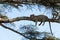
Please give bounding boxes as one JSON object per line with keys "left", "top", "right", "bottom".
{"left": 0, "top": 16, "right": 31, "bottom": 23}
{"left": 0, "top": 16, "right": 60, "bottom": 23}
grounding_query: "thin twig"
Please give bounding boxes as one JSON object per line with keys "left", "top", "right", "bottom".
{"left": 0, "top": 23, "right": 30, "bottom": 39}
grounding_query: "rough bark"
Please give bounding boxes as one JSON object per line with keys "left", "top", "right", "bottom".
{"left": 0, "top": 16, "right": 60, "bottom": 23}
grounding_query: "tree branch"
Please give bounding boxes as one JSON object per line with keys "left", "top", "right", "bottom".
{"left": 0, "top": 16, "right": 60, "bottom": 23}
{"left": 0, "top": 0, "right": 60, "bottom": 4}
{"left": 0, "top": 16, "right": 31, "bottom": 23}
{"left": 0, "top": 23, "right": 30, "bottom": 39}
{"left": 0, "top": 0, "right": 60, "bottom": 9}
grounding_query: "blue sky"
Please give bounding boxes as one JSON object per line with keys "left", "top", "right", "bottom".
{"left": 0, "top": 4, "right": 60, "bottom": 40}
